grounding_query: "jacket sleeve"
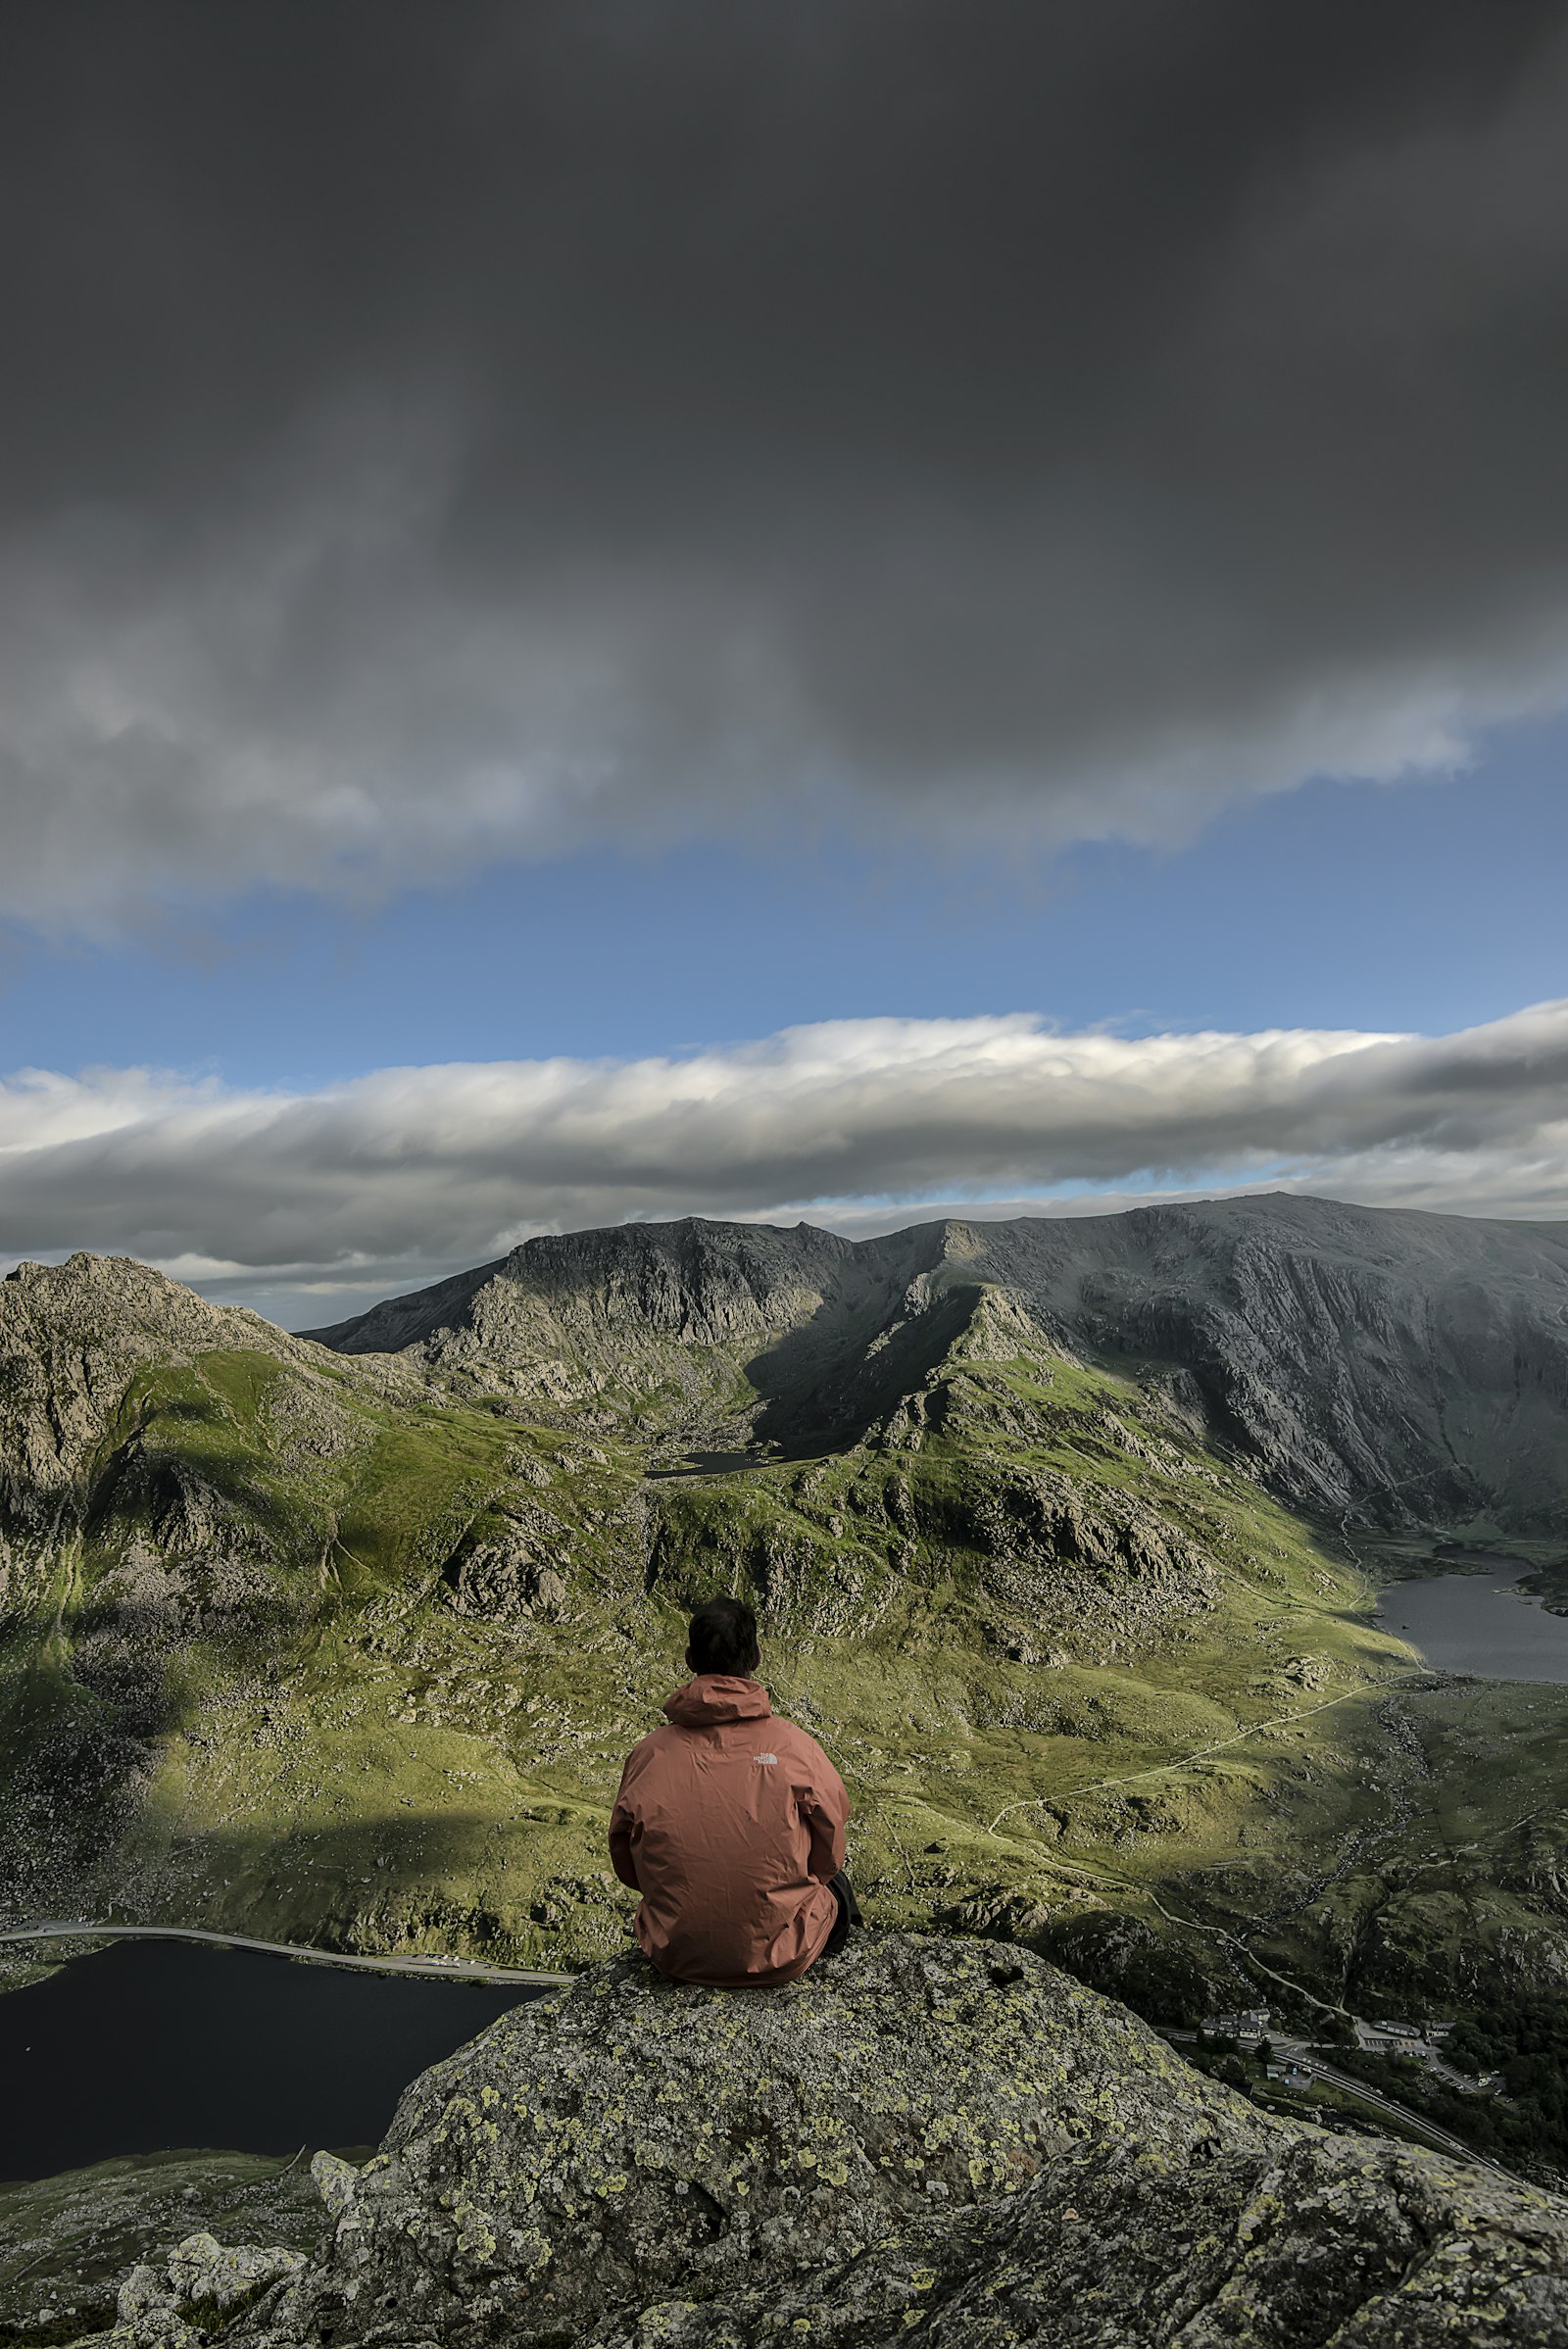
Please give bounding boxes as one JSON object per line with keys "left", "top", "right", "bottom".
{"left": 802, "top": 1745, "right": 850, "bottom": 1882}
{"left": 608, "top": 1758, "right": 642, "bottom": 1889}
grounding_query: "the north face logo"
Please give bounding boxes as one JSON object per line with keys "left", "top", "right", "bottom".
{"left": 753, "top": 1751, "right": 778, "bottom": 1766}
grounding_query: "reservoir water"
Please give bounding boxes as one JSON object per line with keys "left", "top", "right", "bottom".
{"left": 0, "top": 1938, "right": 545, "bottom": 2182}
{"left": 1378, "top": 1561, "right": 1568, "bottom": 1683}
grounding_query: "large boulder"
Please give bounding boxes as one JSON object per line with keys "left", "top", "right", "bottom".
{"left": 234, "top": 1934, "right": 1276, "bottom": 2347}
{"left": 106, "top": 1932, "right": 1560, "bottom": 2349}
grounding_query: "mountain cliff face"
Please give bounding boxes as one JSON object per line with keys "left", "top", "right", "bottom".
{"left": 79, "top": 1938, "right": 1568, "bottom": 2349}
{"left": 306, "top": 1195, "right": 1568, "bottom": 1534}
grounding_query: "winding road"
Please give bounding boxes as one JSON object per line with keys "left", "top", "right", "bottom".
{"left": 1277, "top": 2048, "right": 1502, "bottom": 2170}
{"left": 0, "top": 1921, "right": 572, "bottom": 1989}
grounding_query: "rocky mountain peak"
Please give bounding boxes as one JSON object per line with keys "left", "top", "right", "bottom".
{"left": 304, "top": 1196, "right": 1568, "bottom": 1528}
{"left": 0, "top": 1254, "right": 313, "bottom": 1519}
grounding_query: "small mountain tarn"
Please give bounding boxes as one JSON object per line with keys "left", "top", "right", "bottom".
{"left": 4, "top": 1195, "right": 1568, "bottom": 2191}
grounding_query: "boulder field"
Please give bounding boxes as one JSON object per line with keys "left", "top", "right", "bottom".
{"left": 82, "top": 1934, "right": 1568, "bottom": 2349}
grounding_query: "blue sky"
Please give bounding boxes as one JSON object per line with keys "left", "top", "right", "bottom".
{"left": 7, "top": 718, "right": 1566, "bottom": 1093}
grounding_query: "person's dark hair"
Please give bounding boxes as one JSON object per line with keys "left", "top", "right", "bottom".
{"left": 687, "top": 1595, "right": 760, "bottom": 1677}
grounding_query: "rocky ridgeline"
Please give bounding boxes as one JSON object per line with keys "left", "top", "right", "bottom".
{"left": 308, "top": 1195, "right": 1568, "bottom": 1529}
{"left": 75, "top": 1937, "right": 1568, "bottom": 2349}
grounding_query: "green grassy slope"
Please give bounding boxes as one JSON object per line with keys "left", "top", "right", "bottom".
{"left": 10, "top": 1260, "right": 1565, "bottom": 2051}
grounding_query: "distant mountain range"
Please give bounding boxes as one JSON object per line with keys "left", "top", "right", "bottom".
{"left": 308, "top": 1193, "right": 1568, "bottom": 1535}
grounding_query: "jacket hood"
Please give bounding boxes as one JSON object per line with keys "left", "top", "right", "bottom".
{"left": 663, "top": 1675, "right": 772, "bottom": 1728}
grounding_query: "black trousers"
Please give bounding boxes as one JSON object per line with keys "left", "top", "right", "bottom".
{"left": 822, "top": 1868, "right": 862, "bottom": 1958}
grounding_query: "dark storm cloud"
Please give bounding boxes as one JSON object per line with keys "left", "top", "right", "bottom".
{"left": 4, "top": 2, "right": 1568, "bottom": 917}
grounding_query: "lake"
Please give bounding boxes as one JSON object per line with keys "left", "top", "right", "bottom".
{"left": 1377, "top": 1560, "right": 1568, "bottom": 1683}
{"left": 647, "top": 1450, "right": 764, "bottom": 1478}
{"left": 0, "top": 1938, "right": 546, "bottom": 2183}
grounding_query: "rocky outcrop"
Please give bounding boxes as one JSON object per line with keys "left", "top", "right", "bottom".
{"left": 581, "top": 2132, "right": 1568, "bottom": 2347}
{"left": 918, "top": 1458, "right": 1219, "bottom": 1661}
{"left": 78, "top": 1935, "right": 1550, "bottom": 2349}
{"left": 228, "top": 1934, "right": 1267, "bottom": 2349}
{"left": 0, "top": 2148, "right": 330, "bottom": 2345}
{"left": 441, "top": 1538, "right": 568, "bottom": 1623}
{"left": 0, "top": 1254, "right": 329, "bottom": 1528}
{"left": 117, "top": 2233, "right": 307, "bottom": 2348}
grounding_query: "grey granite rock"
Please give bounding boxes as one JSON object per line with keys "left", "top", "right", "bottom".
{"left": 583, "top": 2134, "right": 1568, "bottom": 2348}
{"left": 114, "top": 2231, "right": 306, "bottom": 2347}
{"left": 227, "top": 1933, "right": 1278, "bottom": 2347}
{"left": 74, "top": 1935, "right": 1567, "bottom": 2349}
{"left": 0, "top": 2147, "right": 331, "bottom": 2344}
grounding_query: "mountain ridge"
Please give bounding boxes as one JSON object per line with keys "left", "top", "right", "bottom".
{"left": 304, "top": 1193, "right": 1568, "bottom": 1532}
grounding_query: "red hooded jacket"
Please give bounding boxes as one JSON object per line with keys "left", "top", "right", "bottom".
{"left": 608, "top": 1675, "right": 850, "bottom": 1988}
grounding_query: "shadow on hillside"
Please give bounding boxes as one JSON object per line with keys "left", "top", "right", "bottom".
{"left": 103, "top": 1808, "right": 616, "bottom": 1958}
{"left": 745, "top": 1280, "right": 983, "bottom": 1456}
{"left": 84, "top": 1415, "right": 304, "bottom": 1556}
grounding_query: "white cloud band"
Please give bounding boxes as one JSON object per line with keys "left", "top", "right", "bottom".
{"left": 4, "top": 1003, "right": 1567, "bottom": 1319}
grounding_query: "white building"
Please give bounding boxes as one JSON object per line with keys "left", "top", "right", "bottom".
{"left": 1202, "top": 2006, "right": 1272, "bottom": 2038}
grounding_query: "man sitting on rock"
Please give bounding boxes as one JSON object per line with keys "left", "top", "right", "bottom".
{"left": 609, "top": 1595, "right": 859, "bottom": 1986}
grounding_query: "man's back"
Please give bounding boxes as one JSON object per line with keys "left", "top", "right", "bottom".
{"left": 610, "top": 1671, "right": 849, "bottom": 1987}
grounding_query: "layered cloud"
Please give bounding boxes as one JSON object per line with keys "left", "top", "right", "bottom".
{"left": 4, "top": 1004, "right": 1567, "bottom": 1319}
{"left": 6, "top": 6, "right": 1568, "bottom": 923}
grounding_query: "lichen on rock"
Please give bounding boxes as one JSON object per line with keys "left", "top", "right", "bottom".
{"left": 220, "top": 1933, "right": 1258, "bottom": 2347}
{"left": 66, "top": 1937, "right": 1568, "bottom": 2349}
{"left": 584, "top": 2134, "right": 1568, "bottom": 2347}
